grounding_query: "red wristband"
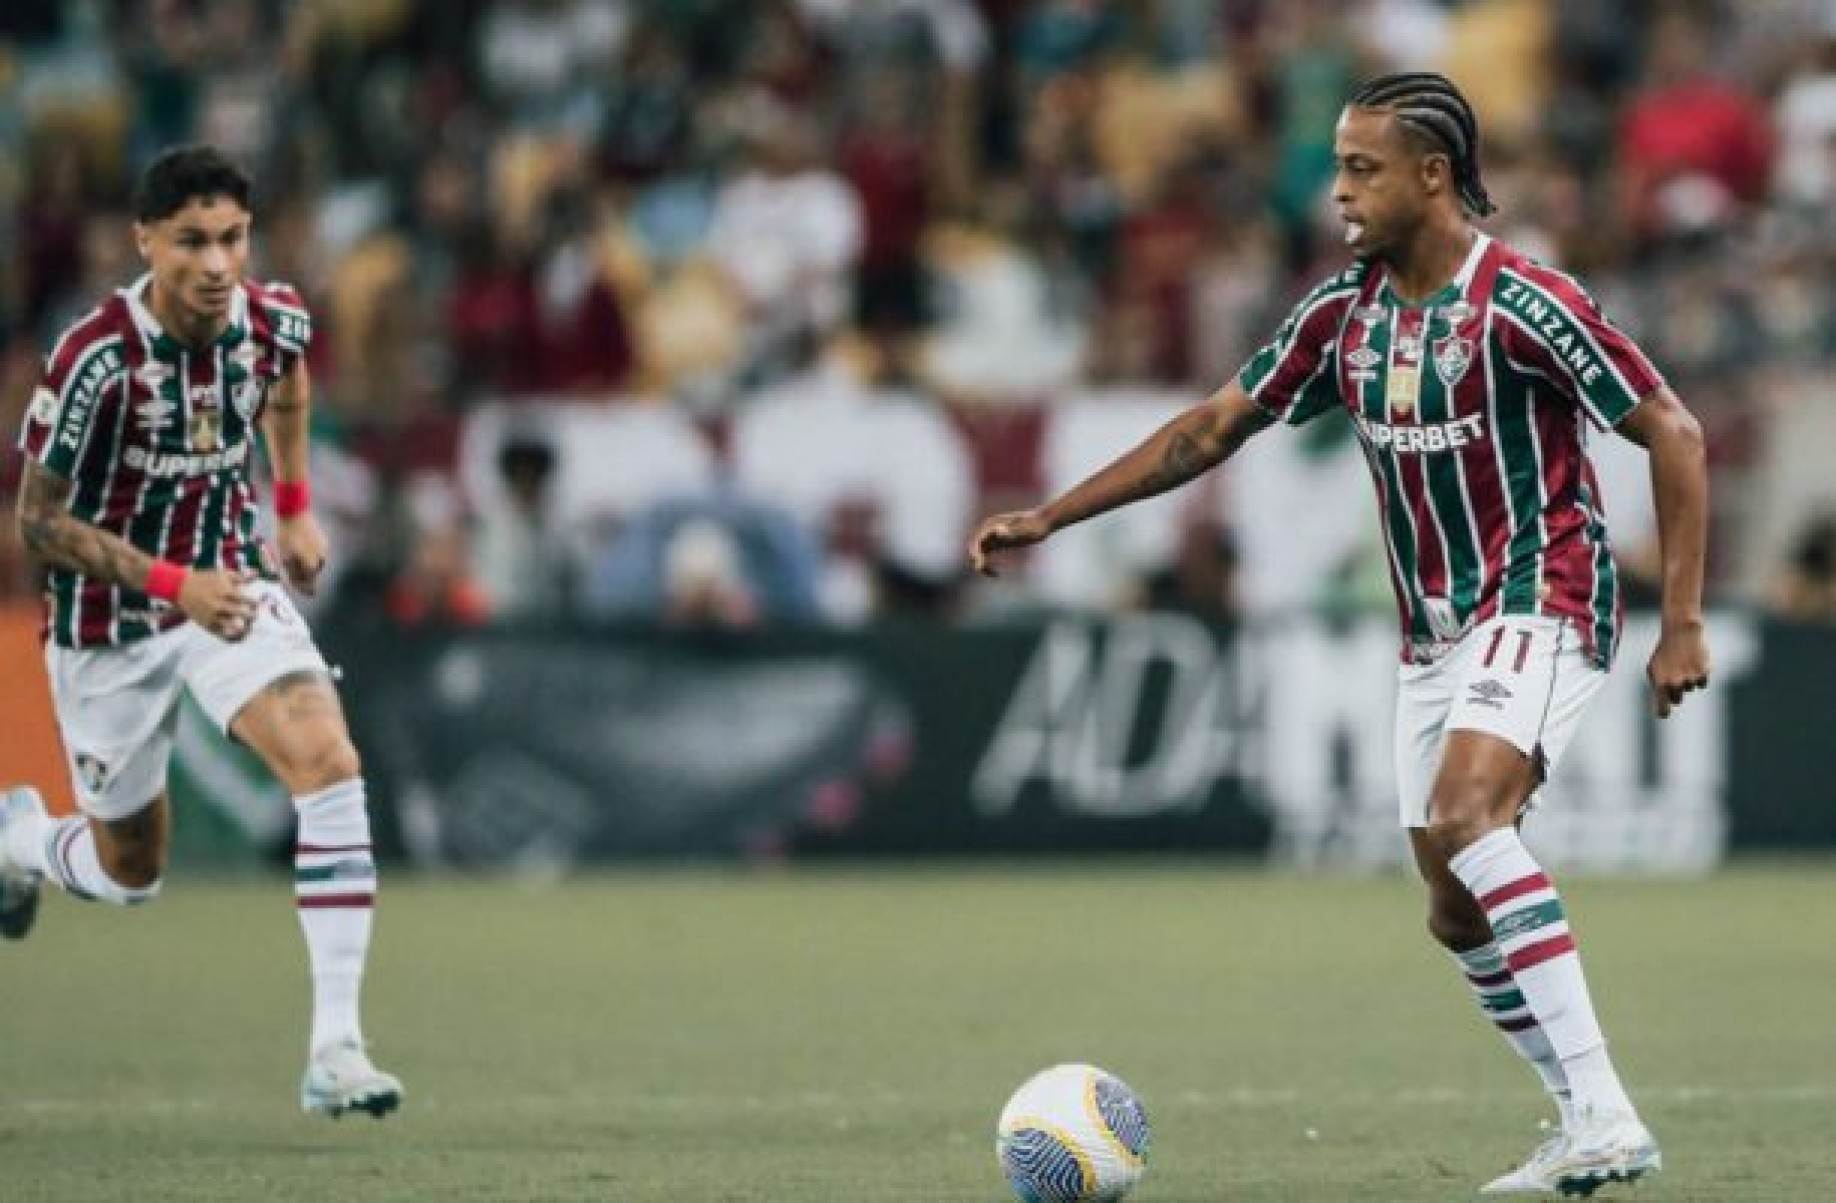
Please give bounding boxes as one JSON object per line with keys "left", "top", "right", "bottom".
{"left": 273, "top": 479, "right": 311, "bottom": 519}
{"left": 145, "top": 560, "right": 187, "bottom": 603}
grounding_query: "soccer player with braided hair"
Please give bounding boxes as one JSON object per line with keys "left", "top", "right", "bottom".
{"left": 971, "top": 72, "right": 1708, "bottom": 1196}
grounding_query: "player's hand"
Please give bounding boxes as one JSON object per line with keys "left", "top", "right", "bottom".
{"left": 180, "top": 568, "right": 259, "bottom": 642}
{"left": 275, "top": 512, "right": 330, "bottom": 596}
{"left": 1646, "top": 618, "right": 1710, "bottom": 718}
{"left": 969, "top": 509, "right": 1054, "bottom": 577}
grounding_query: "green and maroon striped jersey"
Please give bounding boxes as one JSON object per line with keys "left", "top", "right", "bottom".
{"left": 1237, "top": 234, "right": 1664, "bottom": 667}
{"left": 17, "top": 275, "right": 312, "bottom": 648}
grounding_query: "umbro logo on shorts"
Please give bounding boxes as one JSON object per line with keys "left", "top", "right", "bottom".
{"left": 1468, "top": 679, "right": 1514, "bottom": 709}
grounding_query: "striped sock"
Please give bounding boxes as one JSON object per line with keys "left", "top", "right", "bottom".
{"left": 1449, "top": 828, "right": 1634, "bottom": 1116}
{"left": 295, "top": 780, "right": 376, "bottom": 1055}
{"left": 1454, "top": 942, "right": 1574, "bottom": 1127}
{"left": 38, "top": 815, "right": 161, "bottom": 905}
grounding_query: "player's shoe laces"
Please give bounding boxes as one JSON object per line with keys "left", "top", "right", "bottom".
{"left": 0, "top": 786, "right": 46, "bottom": 941}
{"left": 300, "top": 1040, "right": 403, "bottom": 1119}
{"left": 1484, "top": 1107, "right": 1660, "bottom": 1197}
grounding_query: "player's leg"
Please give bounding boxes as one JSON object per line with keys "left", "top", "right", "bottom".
{"left": 1396, "top": 651, "right": 1576, "bottom": 1163}
{"left": 1, "top": 639, "right": 186, "bottom": 931}
{"left": 1425, "top": 618, "right": 1656, "bottom": 1193}
{"left": 186, "top": 580, "right": 399, "bottom": 1117}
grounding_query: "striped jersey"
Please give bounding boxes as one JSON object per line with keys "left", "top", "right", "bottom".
{"left": 17, "top": 275, "right": 312, "bottom": 648}
{"left": 1238, "top": 234, "right": 1664, "bottom": 668}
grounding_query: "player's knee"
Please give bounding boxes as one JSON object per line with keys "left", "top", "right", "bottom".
{"left": 1426, "top": 778, "right": 1515, "bottom": 858}
{"left": 285, "top": 736, "right": 362, "bottom": 795}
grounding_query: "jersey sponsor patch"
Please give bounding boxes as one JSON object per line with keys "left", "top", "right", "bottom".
{"left": 1356, "top": 412, "right": 1487, "bottom": 455}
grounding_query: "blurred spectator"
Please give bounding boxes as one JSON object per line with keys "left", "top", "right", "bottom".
{"left": 582, "top": 490, "right": 822, "bottom": 627}
{"left": 472, "top": 430, "right": 574, "bottom": 621}
{"left": 1771, "top": 511, "right": 1836, "bottom": 623}
{"left": 1617, "top": 6, "right": 1775, "bottom": 249}
{"left": 381, "top": 474, "right": 492, "bottom": 627}
{"left": 1141, "top": 518, "right": 1241, "bottom": 623}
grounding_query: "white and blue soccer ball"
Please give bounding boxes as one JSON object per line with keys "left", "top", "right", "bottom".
{"left": 996, "top": 1063, "right": 1151, "bottom": 1203}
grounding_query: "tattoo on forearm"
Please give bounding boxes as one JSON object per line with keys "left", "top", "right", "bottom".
{"left": 1145, "top": 431, "right": 1213, "bottom": 494}
{"left": 17, "top": 465, "right": 154, "bottom": 588}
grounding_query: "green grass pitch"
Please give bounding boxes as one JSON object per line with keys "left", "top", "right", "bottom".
{"left": 4, "top": 863, "right": 1833, "bottom": 1201}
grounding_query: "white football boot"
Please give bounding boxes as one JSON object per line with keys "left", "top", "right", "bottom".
{"left": 1480, "top": 1125, "right": 1567, "bottom": 1195}
{"left": 301, "top": 1039, "right": 404, "bottom": 1119}
{"left": 1482, "top": 1109, "right": 1661, "bottom": 1197}
{"left": 0, "top": 787, "right": 46, "bottom": 941}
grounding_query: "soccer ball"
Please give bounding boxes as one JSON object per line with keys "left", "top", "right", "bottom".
{"left": 996, "top": 1063, "right": 1151, "bottom": 1203}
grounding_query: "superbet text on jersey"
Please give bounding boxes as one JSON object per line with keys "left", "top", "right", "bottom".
{"left": 17, "top": 276, "right": 312, "bottom": 648}
{"left": 1239, "top": 234, "right": 1664, "bottom": 668}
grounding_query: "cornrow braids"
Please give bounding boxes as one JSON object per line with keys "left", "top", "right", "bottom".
{"left": 1349, "top": 72, "right": 1497, "bottom": 218}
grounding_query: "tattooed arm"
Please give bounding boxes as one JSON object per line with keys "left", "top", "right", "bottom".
{"left": 968, "top": 380, "right": 1275, "bottom": 575}
{"left": 16, "top": 461, "right": 156, "bottom": 588}
{"left": 16, "top": 461, "right": 257, "bottom": 639}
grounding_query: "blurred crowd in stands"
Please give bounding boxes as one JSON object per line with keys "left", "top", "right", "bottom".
{"left": 3, "top": 0, "right": 1836, "bottom": 629}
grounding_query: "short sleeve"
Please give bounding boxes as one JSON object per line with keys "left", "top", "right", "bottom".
{"left": 17, "top": 324, "right": 125, "bottom": 479}
{"left": 1498, "top": 269, "right": 1664, "bottom": 430}
{"left": 255, "top": 281, "right": 313, "bottom": 366}
{"left": 1236, "top": 279, "right": 1357, "bottom": 426}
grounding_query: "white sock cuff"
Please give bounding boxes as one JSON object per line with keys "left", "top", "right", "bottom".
{"left": 295, "top": 779, "right": 370, "bottom": 850}
{"left": 1447, "top": 826, "right": 1525, "bottom": 884}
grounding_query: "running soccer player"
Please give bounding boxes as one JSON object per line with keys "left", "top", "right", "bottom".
{"left": 969, "top": 73, "right": 1709, "bottom": 1197}
{"left": 0, "top": 145, "right": 403, "bottom": 1119}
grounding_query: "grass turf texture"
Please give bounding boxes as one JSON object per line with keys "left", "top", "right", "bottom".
{"left": 3, "top": 864, "right": 1832, "bottom": 1201}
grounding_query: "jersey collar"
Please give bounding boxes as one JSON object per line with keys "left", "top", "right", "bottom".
{"left": 120, "top": 274, "right": 250, "bottom": 356}
{"left": 1378, "top": 231, "right": 1493, "bottom": 310}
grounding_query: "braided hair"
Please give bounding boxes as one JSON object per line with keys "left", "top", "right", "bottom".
{"left": 1348, "top": 72, "right": 1496, "bottom": 219}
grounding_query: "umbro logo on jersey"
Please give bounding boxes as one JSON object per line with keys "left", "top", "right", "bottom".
{"left": 135, "top": 360, "right": 172, "bottom": 391}
{"left": 1347, "top": 347, "right": 1380, "bottom": 368}
{"left": 135, "top": 396, "right": 177, "bottom": 430}
{"left": 28, "top": 386, "right": 57, "bottom": 425}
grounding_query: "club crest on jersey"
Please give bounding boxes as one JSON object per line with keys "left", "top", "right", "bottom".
{"left": 1433, "top": 336, "right": 1475, "bottom": 386}
{"left": 232, "top": 379, "right": 263, "bottom": 420}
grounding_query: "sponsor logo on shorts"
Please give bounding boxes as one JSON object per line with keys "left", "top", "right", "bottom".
{"left": 1467, "top": 679, "right": 1514, "bottom": 710}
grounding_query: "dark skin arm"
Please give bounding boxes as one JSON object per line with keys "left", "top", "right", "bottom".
{"left": 16, "top": 460, "right": 257, "bottom": 640}
{"left": 969, "top": 379, "right": 1275, "bottom": 574}
{"left": 1615, "top": 386, "right": 1711, "bottom": 717}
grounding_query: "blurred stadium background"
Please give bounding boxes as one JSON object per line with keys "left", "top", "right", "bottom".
{"left": 2, "top": 2, "right": 1834, "bottom": 1200}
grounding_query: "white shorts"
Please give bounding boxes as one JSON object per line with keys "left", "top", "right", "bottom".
{"left": 1394, "top": 614, "right": 1607, "bottom": 829}
{"left": 45, "top": 580, "right": 328, "bottom": 821}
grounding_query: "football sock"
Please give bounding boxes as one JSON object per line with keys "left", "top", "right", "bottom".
{"left": 34, "top": 815, "right": 162, "bottom": 905}
{"left": 1453, "top": 942, "right": 1574, "bottom": 1127}
{"left": 1450, "top": 828, "right": 1635, "bottom": 1116}
{"left": 295, "top": 779, "right": 376, "bottom": 1055}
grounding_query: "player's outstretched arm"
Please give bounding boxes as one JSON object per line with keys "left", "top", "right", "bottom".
{"left": 1617, "top": 386, "right": 1710, "bottom": 717}
{"left": 16, "top": 461, "right": 257, "bottom": 640}
{"left": 968, "top": 380, "right": 1275, "bottom": 577}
